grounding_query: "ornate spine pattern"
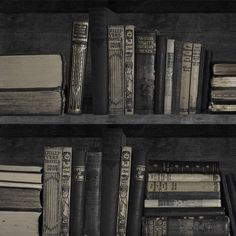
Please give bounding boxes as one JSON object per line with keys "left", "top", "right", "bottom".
{"left": 108, "top": 25, "right": 125, "bottom": 114}
{"left": 68, "top": 21, "right": 89, "bottom": 114}
{"left": 116, "top": 146, "right": 132, "bottom": 236}
{"left": 124, "top": 25, "right": 135, "bottom": 115}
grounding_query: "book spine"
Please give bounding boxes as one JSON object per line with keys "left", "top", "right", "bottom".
{"left": 144, "top": 199, "right": 221, "bottom": 208}
{"left": 60, "top": 147, "right": 72, "bottom": 236}
{"left": 148, "top": 173, "right": 220, "bottom": 182}
{"left": 155, "top": 35, "right": 167, "bottom": 114}
{"left": 127, "top": 149, "right": 147, "bottom": 236}
{"left": 180, "top": 42, "right": 193, "bottom": 114}
{"left": 70, "top": 149, "right": 86, "bottom": 236}
{"left": 147, "top": 181, "right": 220, "bottom": 192}
{"left": 135, "top": 32, "right": 156, "bottom": 114}
{"left": 189, "top": 43, "right": 202, "bottom": 114}
{"left": 164, "top": 39, "right": 175, "bottom": 114}
{"left": 116, "top": 146, "right": 132, "bottom": 236}
{"left": 84, "top": 152, "right": 102, "bottom": 236}
{"left": 68, "top": 21, "right": 89, "bottom": 114}
{"left": 43, "top": 147, "right": 62, "bottom": 236}
{"left": 124, "top": 25, "right": 135, "bottom": 115}
{"left": 148, "top": 160, "right": 219, "bottom": 173}
{"left": 108, "top": 25, "right": 125, "bottom": 115}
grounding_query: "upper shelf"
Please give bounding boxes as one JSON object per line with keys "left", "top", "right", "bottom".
{"left": 1, "top": 0, "right": 236, "bottom": 13}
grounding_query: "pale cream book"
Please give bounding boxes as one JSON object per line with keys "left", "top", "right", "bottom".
{"left": 213, "top": 63, "right": 236, "bottom": 75}
{"left": 211, "top": 76, "right": 236, "bottom": 88}
{"left": 0, "top": 211, "right": 40, "bottom": 236}
{"left": 148, "top": 173, "right": 220, "bottom": 182}
{"left": 0, "top": 171, "right": 42, "bottom": 183}
{"left": 0, "top": 181, "right": 42, "bottom": 189}
{"left": 0, "top": 165, "right": 42, "bottom": 173}
{"left": 147, "top": 181, "right": 220, "bottom": 192}
{"left": 209, "top": 104, "right": 236, "bottom": 112}
{"left": 144, "top": 199, "right": 221, "bottom": 208}
{"left": 0, "top": 54, "right": 63, "bottom": 88}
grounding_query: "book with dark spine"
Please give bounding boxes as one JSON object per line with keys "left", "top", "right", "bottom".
{"left": 84, "top": 152, "right": 102, "bottom": 236}
{"left": 148, "top": 160, "right": 219, "bottom": 173}
{"left": 189, "top": 43, "right": 202, "bottom": 114}
{"left": 116, "top": 146, "right": 132, "bottom": 236}
{"left": 70, "top": 149, "right": 87, "bottom": 236}
{"left": 135, "top": 31, "right": 156, "bottom": 114}
{"left": 108, "top": 25, "right": 125, "bottom": 114}
{"left": 124, "top": 25, "right": 135, "bottom": 115}
{"left": 155, "top": 35, "right": 167, "bottom": 114}
{"left": 142, "top": 216, "right": 230, "bottom": 236}
{"left": 127, "top": 149, "right": 147, "bottom": 236}
{"left": 164, "top": 39, "right": 175, "bottom": 114}
{"left": 68, "top": 21, "right": 89, "bottom": 114}
{"left": 101, "top": 129, "right": 126, "bottom": 236}
{"left": 179, "top": 42, "right": 193, "bottom": 114}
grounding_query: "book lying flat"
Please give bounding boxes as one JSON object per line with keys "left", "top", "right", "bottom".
{"left": 0, "top": 181, "right": 42, "bottom": 189}
{"left": 211, "top": 76, "right": 236, "bottom": 88}
{"left": 213, "top": 63, "right": 236, "bottom": 76}
{"left": 0, "top": 165, "right": 42, "bottom": 173}
{"left": 0, "top": 171, "right": 42, "bottom": 183}
{"left": 209, "top": 104, "right": 236, "bottom": 112}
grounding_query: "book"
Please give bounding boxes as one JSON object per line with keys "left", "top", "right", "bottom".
{"left": 84, "top": 152, "right": 102, "bottom": 236}
{"left": 135, "top": 31, "right": 156, "bottom": 114}
{"left": 0, "top": 171, "right": 42, "bottom": 183}
{"left": 148, "top": 160, "right": 219, "bottom": 173}
{"left": 70, "top": 148, "right": 87, "bottom": 236}
{"left": 210, "top": 89, "right": 236, "bottom": 102}
{"left": 142, "top": 216, "right": 230, "bottom": 236}
{"left": 116, "top": 146, "right": 132, "bottom": 236}
{"left": 42, "top": 147, "right": 72, "bottom": 236}
{"left": 147, "top": 181, "right": 220, "bottom": 192}
{"left": 0, "top": 181, "right": 42, "bottom": 189}
{"left": 0, "top": 211, "right": 41, "bottom": 236}
{"left": 108, "top": 25, "right": 125, "bottom": 115}
{"left": 211, "top": 76, "right": 236, "bottom": 88}
{"left": 68, "top": 21, "right": 89, "bottom": 114}
{"left": 0, "top": 165, "right": 42, "bottom": 173}
{"left": 208, "top": 103, "right": 236, "bottom": 112}
{"left": 144, "top": 199, "right": 221, "bottom": 208}
{"left": 189, "top": 43, "right": 202, "bottom": 114}
{"left": 213, "top": 63, "right": 236, "bottom": 75}
{"left": 124, "top": 25, "right": 135, "bottom": 115}
{"left": 127, "top": 149, "right": 147, "bottom": 236}
{"left": 164, "top": 39, "right": 175, "bottom": 114}
{"left": 155, "top": 35, "right": 167, "bottom": 114}
{"left": 179, "top": 42, "right": 193, "bottom": 114}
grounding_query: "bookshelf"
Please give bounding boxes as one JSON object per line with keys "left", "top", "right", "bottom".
{"left": 0, "top": 0, "right": 235, "bottom": 235}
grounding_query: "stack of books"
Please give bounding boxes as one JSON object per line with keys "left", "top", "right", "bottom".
{"left": 0, "top": 165, "right": 42, "bottom": 236}
{"left": 209, "top": 63, "right": 236, "bottom": 113}
{"left": 142, "top": 160, "right": 230, "bottom": 235}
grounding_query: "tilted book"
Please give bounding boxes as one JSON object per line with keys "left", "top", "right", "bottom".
{"left": 108, "top": 25, "right": 125, "bottom": 114}
{"left": 68, "top": 21, "right": 89, "bottom": 114}
{"left": 116, "top": 146, "right": 132, "bottom": 236}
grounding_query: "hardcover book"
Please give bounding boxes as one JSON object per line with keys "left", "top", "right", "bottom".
{"left": 213, "top": 63, "right": 236, "bottom": 75}
{"left": 211, "top": 76, "right": 236, "bottom": 88}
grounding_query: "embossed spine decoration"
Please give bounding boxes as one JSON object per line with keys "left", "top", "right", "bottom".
{"left": 108, "top": 25, "right": 125, "bottom": 114}
{"left": 124, "top": 25, "right": 135, "bottom": 115}
{"left": 68, "top": 21, "right": 89, "bottom": 114}
{"left": 116, "top": 146, "right": 132, "bottom": 236}
{"left": 43, "top": 147, "right": 63, "bottom": 236}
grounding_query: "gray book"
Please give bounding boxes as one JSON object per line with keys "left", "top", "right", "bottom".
{"left": 213, "top": 63, "right": 236, "bottom": 75}
{"left": 211, "top": 76, "right": 236, "bottom": 88}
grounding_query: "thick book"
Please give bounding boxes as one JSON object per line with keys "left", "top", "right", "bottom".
{"left": 147, "top": 181, "right": 220, "bottom": 192}
{"left": 164, "top": 39, "right": 175, "bottom": 114}
{"left": 127, "top": 149, "right": 147, "bottom": 236}
{"left": 0, "top": 171, "right": 42, "bottom": 183}
{"left": 179, "top": 42, "right": 193, "bottom": 114}
{"left": 208, "top": 103, "right": 236, "bottom": 112}
{"left": 124, "top": 25, "right": 135, "bottom": 115}
{"left": 155, "top": 35, "right": 167, "bottom": 114}
{"left": 116, "top": 146, "right": 132, "bottom": 236}
{"left": 189, "top": 43, "right": 202, "bottom": 114}
{"left": 211, "top": 76, "right": 236, "bottom": 88}
{"left": 144, "top": 199, "right": 221, "bottom": 208}
{"left": 213, "top": 63, "right": 236, "bottom": 75}
{"left": 43, "top": 147, "right": 72, "bottom": 236}
{"left": 84, "top": 152, "right": 102, "bottom": 236}
{"left": 70, "top": 149, "right": 87, "bottom": 236}
{"left": 68, "top": 21, "right": 89, "bottom": 114}
{"left": 148, "top": 160, "right": 219, "bottom": 173}
{"left": 210, "top": 89, "right": 236, "bottom": 102}
{"left": 142, "top": 216, "right": 230, "bottom": 236}
{"left": 135, "top": 31, "right": 156, "bottom": 114}
{"left": 108, "top": 25, "right": 125, "bottom": 115}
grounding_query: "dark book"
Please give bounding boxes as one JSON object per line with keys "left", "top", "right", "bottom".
{"left": 84, "top": 152, "right": 102, "bottom": 236}
{"left": 144, "top": 207, "right": 226, "bottom": 217}
{"left": 70, "top": 148, "right": 87, "bottom": 236}
{"left": 142, "top": 216, "right": 230, "bottom": 236}
{"left": 148, "top": 160, "right": 219, "bottom": 173}
{"left": 135, "top": 31, "right": 156, "bottom": 114}
{"left": 155, "top": 35, "right": 166, "bottom": 114}
{"left": 101, "top": 129, "right": 126, "bottom": 236}
{"left": 127, "top": 149, "right": 147, "bottom": 236}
